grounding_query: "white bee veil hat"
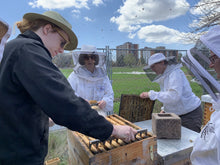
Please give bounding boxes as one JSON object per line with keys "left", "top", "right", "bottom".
{"left": 181, "top": 25, "right": 220, "bottom": 101}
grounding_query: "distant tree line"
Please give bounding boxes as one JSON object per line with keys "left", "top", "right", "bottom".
{"left": 52, "top": 52, "right": 73, "bottom": 68}
{"left": 53, "top": 51, "right": 180, "bottom": 68}
{"left": 53, "top": 52, "right": 147, "bottom": 68}
{"left": 113, "top": 53, "right": 146, "bottom": 67}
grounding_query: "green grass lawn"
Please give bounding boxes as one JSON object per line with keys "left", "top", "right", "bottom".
{"left": 60, "top": 68, "right": 73, "bottom": 77}
{"left": 46, "top": 130, "right": 68, "bottom": 165}
{"left": 112, "top": 66, "right": 145, "bottom": 72}
{"left": 60, "top": 66, "right": 203, "bottom": 113}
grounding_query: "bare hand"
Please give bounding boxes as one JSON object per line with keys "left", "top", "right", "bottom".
{"left": 98, "top": 100, "right": 106, "bottom": 109}
{"left": 111, "top": 125, "right": 137, "bottom": 142}
{"left": 140, "top": 92, "right": 149, "bottom": 98}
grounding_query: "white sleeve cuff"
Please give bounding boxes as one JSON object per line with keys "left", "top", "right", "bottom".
{"left": 149, "top": 90, "right": 157, "bottom": 100}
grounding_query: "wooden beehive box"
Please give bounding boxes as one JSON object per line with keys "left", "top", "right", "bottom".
{"left": 119, "top": 94, "right": 155, "bottom": 122}
{"left": 67, "top": 114, "right": 157, "bottom": 165}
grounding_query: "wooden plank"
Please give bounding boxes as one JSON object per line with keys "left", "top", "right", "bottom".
{"left": 44, "top": 157, "right": 60, "bottom": 165}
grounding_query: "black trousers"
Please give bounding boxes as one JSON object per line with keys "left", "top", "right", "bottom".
{"left": 179, "top": 105, "right": 203, "bottom": 133}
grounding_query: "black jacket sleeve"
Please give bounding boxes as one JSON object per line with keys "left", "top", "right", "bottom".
{"left": 14, "top": 42, "right": 113, "bottom": 141}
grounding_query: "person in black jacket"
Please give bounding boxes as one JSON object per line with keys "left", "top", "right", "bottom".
{"left": 0, "top": 11, "right": 137, "bottom": 165}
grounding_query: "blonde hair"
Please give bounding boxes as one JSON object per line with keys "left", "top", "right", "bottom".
{"left": 16, "top": 18, "right": 58, "bottom": 33}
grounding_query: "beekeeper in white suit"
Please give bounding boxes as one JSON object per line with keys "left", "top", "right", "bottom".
{"left": 182, "top": 25, "right": 220, "bottom": 165}
{"left": 140, "top": 52, "right": 202, "bottom": 133}
{"left": 68, "top": 45, "right": 114, "bottom": 116}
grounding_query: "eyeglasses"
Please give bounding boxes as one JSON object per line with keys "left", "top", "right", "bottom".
{"left": 53, "top": 27, "right": 69, "bottom": 48}
{"left": 83, "top": 54, "right": 96, "bottom": 60}
{"left": 209, "top": 54, "right": 219, "bottom": 64}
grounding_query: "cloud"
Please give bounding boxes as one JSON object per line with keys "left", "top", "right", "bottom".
{"left": 72, "top": 9, "right": 80, "bottom": 14}
{"left": 190, "top": 0, "right": 220, "bottom": 15}
{"left": 29, "top": 0, "right": 90, "bottom": 10}
{"left": 93, "top": 0, "right": 104, "bottom": 6}
{"left": 110, "top": 0, "right": 189, "bottom": 33}
{"left": 71, "top": 9, "right": 81, "bottom": 18}
{"left": 28, "top": 0, "right": 102, "bottom": 22}
{"left": 137, "top": 25, "right": 199, "bottom": 44}
{"left": 84, "top": 17, "right": 93, "bottom": 22}
{"left": 29, "top": 0, "right": 105, "bottom": 9}
{"left": 128, "top": 33, "right": 136, "bottom": 39}
{"left": 189, "top": 19, "right": 199, "bottom": 28}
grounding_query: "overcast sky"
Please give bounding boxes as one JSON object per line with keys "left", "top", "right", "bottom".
{"left": 1, "top": 0, "right": 216, "bottom": 51}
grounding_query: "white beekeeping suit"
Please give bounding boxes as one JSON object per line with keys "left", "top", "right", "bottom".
{"left": 142, "top": 53, "right": 202, "bottom": 133}
{"left": 182, "top": 25, "right": 220, "bottom": 165}
{"left": 68, "top": 45, "right": 114, "bottom": 116}
{"left": 0, "top": 18, "right": 11, "bottom": 63}
{"left": 144, "top": 54, "right": 201, "bottom": 116}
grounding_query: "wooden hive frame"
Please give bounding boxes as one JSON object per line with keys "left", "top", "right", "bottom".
{"left": 119, "top": 94, "right": 155, "bottom": 122}
{"left": 203, "top": 102, "right": 215, "bottom": 125}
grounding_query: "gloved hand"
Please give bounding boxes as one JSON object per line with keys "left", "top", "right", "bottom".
{"left": 111, "top": 125, "right": 137, "bottom": 143}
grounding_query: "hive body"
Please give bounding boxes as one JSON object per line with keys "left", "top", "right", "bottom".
{"left": 152, "top": 113, "right": 181, "bottom": 139}
{"left": 67, "top": 114, "right": 157, "bottom": 165}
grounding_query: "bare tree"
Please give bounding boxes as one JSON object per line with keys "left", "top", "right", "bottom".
{"left": 52, "top": 53, "right": 73, "bottom": 68}
{"left": 181, "top": 1, "right": 220, "bottom": 43}
{"left": 190, "top": 0, "right": 220, "bottom": 32}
